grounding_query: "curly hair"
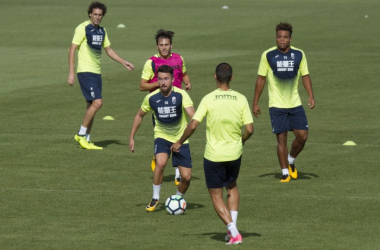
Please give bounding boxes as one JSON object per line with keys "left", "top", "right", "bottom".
{"left": 155, "top": 29, "right": 175, "bottom": 45}
{"left": 276, "top": 22, "right": 293, "bottom": 37}
{"left": 87, "top": 2, "right": 107, "bottom": 17}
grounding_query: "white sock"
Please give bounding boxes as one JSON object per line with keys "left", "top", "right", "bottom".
{"left": 86, "top": 134, "right": 90, "bottom": 142}
{"left": 227, "top": 222, "right": 239, "bottom": 238}
{"left": 176, "top": 190, "right": 184, "bottom": 196}
{"left": 230, "top": 211, "right": 238, "bottom": 226}
{"left": 152, "top": 184, "right": 161, "bottom": 200}
{"left": 288, "top": 154, "right": 295, "bottom": 165}
{"left": 175, "top": 167, "right": 180, "bottom": 178}
{"left": 78, "top": 125, "right": 87, "bottom": 135}
{"left": 282, "top": 168, "right": 289, "bottom": 176}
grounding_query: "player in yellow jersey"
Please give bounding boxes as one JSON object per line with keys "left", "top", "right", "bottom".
{"left": 141, "top": 29, "right": 192, "bottom": 185}
{"left": 129, "top": 65, "right": 195, "bottom": 212}
{"left": 171, "top": 63, "right": 254, "bottom": 245}
{"left": 252, "top": 22, "right": 315, "bottom": 182}
{"left": 68, "top": 2, "right": 134, "bottom": 150}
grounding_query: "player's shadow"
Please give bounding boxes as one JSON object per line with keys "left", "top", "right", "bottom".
{"left": 135, "top": 202, "right": 205, "bottom": 212}
{"left": 200, "top": 231, "right": 261, "bottom": 242}
{"left": 93, "top": 140, "right": 126, "bottom": 148}
{"left": 161, "top": 174, "right": 200, "bottom": 183}
{"left": 258, "top": 172, "right": 319, "bottom": 180}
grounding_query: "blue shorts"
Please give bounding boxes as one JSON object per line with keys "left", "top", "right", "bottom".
{"left": 154, "top": 138, "right": 192, "bottom": 168}
{"left": 203, "top": 156, "right": 241, "bottom": 189}
{"left": 77, "top": 72, "right": 102, "bottom": 101}
{"left": 269, "top": 106, "right": 308, "bottom": 134}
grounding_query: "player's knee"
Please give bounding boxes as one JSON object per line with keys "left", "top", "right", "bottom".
{"left": 155, "top": 164, "right": 166, "bottom": 172}
{"left": 181, "top": 174, "right": 191, "bottom": 184}
{"left": 276, "top": 134, "right": 287, "bottom": 145}
{"left": 297, "top": 134, "right": 308, "bottom": 144}
{"left": 92, "top": 99, "right": 103, "bottom": 110}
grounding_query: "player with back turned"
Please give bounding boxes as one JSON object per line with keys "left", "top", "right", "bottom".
{"left": 252, "top": 22, "right": 315, "bottom": 182}
{"left": 171, "top": 63, "right": 254, "bottom": 245}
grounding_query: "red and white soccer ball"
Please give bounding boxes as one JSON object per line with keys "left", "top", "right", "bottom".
{"left": 165, "top": 195, "right": 186, "bottom": 215}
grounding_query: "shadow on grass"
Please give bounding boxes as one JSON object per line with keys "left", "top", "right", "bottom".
{"left": 200, "top": 231, "right": 261, "bottom": 242}
{"left": 258, "top": 172, "right": 319, "bottom": 180}
{"left": 135, "top": 202, "right": 205, "bottom": 212}
{"left": 161, "top": 174, "right": 200, "bottom": 183}
{"left": 94, "top": 140, "right": 126, "bottom": 148}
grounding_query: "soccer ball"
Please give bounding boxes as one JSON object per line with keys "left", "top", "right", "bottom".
{"left": 165, "top": 195, "right": 186, "bottom": 215}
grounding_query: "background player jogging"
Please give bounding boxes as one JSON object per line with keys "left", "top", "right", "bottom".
{"left": 67, "top": 1, "right": 134, "bottom": 150}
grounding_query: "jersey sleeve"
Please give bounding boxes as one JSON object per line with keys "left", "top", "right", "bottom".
{"left": 102, "top": 28, "right": 111, "bottom": 48}
{"left": 181, "top": 89, "right": 193, "bottom": 108}
{"left": 181, "top": 56, "right": 187, "bottom": 74}
{"left": 299, "top": 51, "right": 309, "bottom": 76}
{"left": 141, "top": 59, "right": 154, "bottom": 80}
{"left": 192, "top": 97, "right": 207, "bottom": 123}
{"left": 257, "top": 51, "right": 269, "bottom": 76}
{"left": 241, "top": 97, "right": 254, "bottom": 125}
{"left": 72, "top": 24, "right": 85, "bottom": 45}
{"left": 140, "top": 95, "right": 152, "bottom": 113}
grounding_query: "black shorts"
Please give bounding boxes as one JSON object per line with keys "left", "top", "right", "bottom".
{"left": 203, "top": 156, "right": 241, "bottom": 188}
{"left": 269, "top": 105, "right": 308, "bottom": 134}
{"left": 154, "top": 138, "right": 192, "bottom": 168}
{"left": 77, "top": 72, "right": 102, "bottom": 101}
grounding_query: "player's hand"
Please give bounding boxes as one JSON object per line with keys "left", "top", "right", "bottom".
{"left": 170, "top": 142, "right": 182, "bottom": 153}
{"left": 123, "top": 61, "right": 135, "bottom": 71}
{"left": 308, "top": 97, "right": 315, "bottom": 109}
{"left": 185, "top": 82, "right": 192, "bottom": 91}
{"left": 129, "top": 138, "right": 135, "bottom": 153}
{"left": 253, "top": 104, "right": 261, "bottom": 118}
{"left": 67, "top": 73, "right": 75, "bottom": 86}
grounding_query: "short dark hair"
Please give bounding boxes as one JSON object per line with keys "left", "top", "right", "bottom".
{"left": 157, "top": 65, "right": 173, "bottom": 77}
{"left": 276, "top": 22, "right": 293, "bottom": 37}
{"left": 155, "top": 29, "right": 175, "bottom": 45}
{"left": 215, "top": 63, "right": 232, "bottom": 83}
{"left": 88, "top": 2, "right": 107, "bottom": 17}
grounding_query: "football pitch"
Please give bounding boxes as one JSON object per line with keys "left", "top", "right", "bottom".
{"left": 1, "top": 0, "right": 379, "bottom": 249}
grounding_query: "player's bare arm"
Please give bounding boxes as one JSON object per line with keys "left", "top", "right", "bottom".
{"left": 171, "top": 119, "right": 200, "bottom": 153}
{"left": 182, "top": 72, "right": 192, "bottom": 91}
{"left": 140, "top": 78, "right": 159, "bottom": 91}
{"left": 184, "top": 106, "right": 195, "bottom": 119}
{"left": 302, "top": 75, "right": 315, "bottom": 109}
{"left": 104, "top": 46, "right": 135, "bottom": 71}
{"left": 129, "top": 109, "right": 146, "bottom": 153}
{"left": 242, "top": 123, "right": 254, "bottom": 145}
{"left": 252, "top": 75, "right": 266, "bottom": 117}
{"left": 67, "top": 43, "right": 79, "bottom": 85}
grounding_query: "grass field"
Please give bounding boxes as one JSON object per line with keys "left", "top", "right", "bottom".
{"left": 1, "top": 0, "right": 379, "bottom": 249}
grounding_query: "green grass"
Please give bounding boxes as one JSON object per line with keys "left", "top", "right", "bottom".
{"left": 1, "top": 0, "right": 380, "bottom": 249}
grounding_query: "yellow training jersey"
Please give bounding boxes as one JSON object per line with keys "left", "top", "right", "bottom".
{"left": 141, "top": 87, "right": 193, "bottom": 143}
{"left": 193, "top": 89, "right": 253, "bottom": 162}
{"left": 71, "top": 20, "right": 111, "bottom": 74}
{"left": 258, "top": 46, "right": 309, "bottom": 108}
